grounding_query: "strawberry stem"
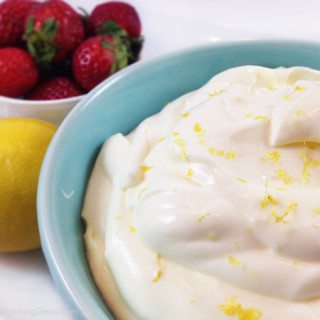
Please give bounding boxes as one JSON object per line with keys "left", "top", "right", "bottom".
{"left": 24, "top": 16, "right": 60, "bottom": 66}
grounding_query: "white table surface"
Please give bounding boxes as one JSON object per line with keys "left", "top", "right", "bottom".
{"left": 2, "top": 0, "right": 320, "bottom": 319}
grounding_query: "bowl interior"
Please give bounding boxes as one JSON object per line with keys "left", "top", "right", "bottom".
{"left": 38, "top": 40, "right": 320, "bottom": 320}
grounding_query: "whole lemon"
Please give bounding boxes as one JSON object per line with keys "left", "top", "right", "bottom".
{"left": 0, "top": 118, "right": 57, "bottom": 252}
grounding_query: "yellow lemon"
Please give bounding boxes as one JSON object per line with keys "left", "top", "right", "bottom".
{"left": 0, "top": 118, "right": 57, "bottom": 252}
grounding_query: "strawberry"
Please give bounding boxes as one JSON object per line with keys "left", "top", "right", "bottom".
{"left": 0, "top": 47, "right": 39, "bottom": 98}
{"left": 28, "top": 76, "right": 83, "bottom": 100}
{"left": 72, "top": 35, "right": 129, "bottom": 92}
{"left": 87, "top": 1, "right": 141, "bottom": 39}
{"left": 24, "top": 0, "right": 85, "bottom": 64}
{"left": 0, "top": 0, "right": 37, "bottom": 47}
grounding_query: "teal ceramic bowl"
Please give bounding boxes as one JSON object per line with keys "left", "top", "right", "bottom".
{"left": 37, "top": 40, "right": 320, "bottom": 320}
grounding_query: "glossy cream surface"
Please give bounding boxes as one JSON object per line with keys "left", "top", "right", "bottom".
{"left": 83, "top": 66, "right": 320, "bottom": 320}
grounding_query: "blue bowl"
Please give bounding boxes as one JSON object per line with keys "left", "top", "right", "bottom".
{"left": 37, "top": 40, "right": 320, "bottom": 320}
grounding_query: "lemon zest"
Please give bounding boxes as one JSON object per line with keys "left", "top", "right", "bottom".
{"left": 277, "top": 167, "right": 293, "bottom": 185}
{"left": 140, "top": 165, "right": 153, "bottom": 172}
{"left": 227, "top": 150, "right": 238, "bottom": 159}
{"left": 138, "top": 187, "right": 147, "bottom": 200}
{"left": 261, "top": 179, "right": 277, "bottom": 208}
{"left": 294, "top": 86, "right": 306, "bottom": 92}
{"left": 186, "top": 168, "right": 193, "bottom": 180}
{"left": 209, "top": 147, "right": 225, "bottom": 157}
{"left": 205, "top": 233, "right": 219, "bottom": 241}
{"left": 265, "top": 151, "right": 281, "bottom": 163}
{"left": 254, "top": 116, "right": 268, "bottom": 120}
{"left": 272, "top": 200, "right": 298, "bottom": 223}
{"left": 227, "top": 256, "right": 243, "bottom": 267}
{"left": 193, "top": 122, "right": 207, "bottom": 137}
{"left": 174, "top": 138, "right": 187, "bottom": 160}
{"left": 236, "top": 177, "right": 247, "bottom": 183}
{"left": 298, "top": 146, "right": 319, "bottom": 184}
{"left": 198, "top": 213, "right": 211, "bottom": 222}
{"left": 281, "top": 94, "right": 294, "bottom": 101}
{"left": 219, "top": 296, "right": 263, "bottom": 320}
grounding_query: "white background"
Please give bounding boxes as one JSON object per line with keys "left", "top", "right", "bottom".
{"left": 1, "top": 0, "right": 320, "bottom": 319}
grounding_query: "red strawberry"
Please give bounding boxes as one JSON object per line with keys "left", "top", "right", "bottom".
{"left": 0, "top": 47, "right": 39, "bottom": 98}
{"left": 72, "top": 35, "right": 129, "bottom": 92}
{"left": 87, "top": 1, "right": 141, "bottom": 38}
{"left": 28, "top": 76, "right": 83, "bottom": 100}
{"left": 0, "top": 0, "right": 37, "bottom": 47}
{"left": 24, "top": 0, "right": 85, "bottom": 63}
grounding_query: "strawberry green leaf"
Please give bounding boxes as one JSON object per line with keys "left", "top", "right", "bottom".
{"left": 101, "top": 39, "right": 114, "bottom": 50}
{"left": 110, "top": 62, "right": 117, "bottom": 75}
{"left": 23, "top": 17, "right": 60, "bottom": 66}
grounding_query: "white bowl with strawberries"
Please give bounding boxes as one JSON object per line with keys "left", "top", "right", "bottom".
{"left": 0, "top": 0, "right": 143, "bottom": 125}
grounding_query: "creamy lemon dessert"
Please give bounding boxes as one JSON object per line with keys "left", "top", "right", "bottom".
{"left": 82, "top": 66, "right": 320, "bottom": 320}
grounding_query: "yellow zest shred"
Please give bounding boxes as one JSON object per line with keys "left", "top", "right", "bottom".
{"left": 140, "top": 165, "right": 153, "bottom": 172}
{"left": 209, "top": 147, "right": 225, "bottom": 157}
{"left": 265, "top": 151, "right": 281, "bottom": 163}
{"left": 227, "top": 256, "right": 243, "bottom": 268}
{"left": 199, "top": 139, "right": 205, "bottom": 145}
{"left": 254, "top": 116, "right": 268, "bottom": 121}
{"left": 294, "top": 86, "right": 306, "bottom": 92}
{"left": 296, "top": 110, "right": 303, "bottom": 117}
{"left": 246, "top": 113, "right": 251, "bottom": 118}
{"left": 129, "top": 226, "right": 136, "bottom": 232}
{"left": 172, "top": 132, "right": 180, "bottom": 136}
{"left": 209, "top": 91, "right": 217, "bottom": 97}
{"left": 313, "top": 207, "right": 320, "bottom": 214}
{"left": 193, "top": 122, "right": 207, "bottom": 137}
{"left": 277, "top": 167, "right": 293, "bottom": 185}
{"left": 251, "top": 271, "right": 258, "bottom": 279}
{"left": 209, "top": 147, "right": 237, "bottom": 160}
{"left": 261, "top": 179, "right": 277, "bottom": 208}
{"left": 138, "top": 187, "right": 147, "bottom": 200}
{"left": 174, "top": 138, "right": 187, "bottom": 160}
{"left": 152, "top": 270, "right": 162, "bottom": 282}
{"left": 298, "top": 146, "right": 319, "bottom": 184}
{"left": 227, "top": 150, "right": 238, "bottom": 159}
{"left": 153, "top": 254, "right": 164, "bottom": 282}
{"left": 198, "top": 213, "right": 211, "bottom": 222}
{"left": 189, "top": 300, "right": 196, "bottom": 304}
{"left": 205, "top": 233, "right": 219, "bottom": 241}
{"left": 235, "top": 240, "right": 239, "bottom": 249}
{"left": 276, "top": 187, "right": 288, "bottom": 191}
{"left": 209, "top": 89, "right": 225, "bottom": 97}
{"left": 158, "top": 137, "right": 166, "bottom": 142}
{"left": 186, "top": 168, "right": 193, "bottom": 180}
{"left": 182, "top": 112, "right": 190, "bottom": 118}
{"left": 114, "top": 215, "right": 121, "bottom": 220}
{"left": 219, "top": 296, "right": 263, "bottom": 320}
{"left": 272, "top": 200, "right": 298, "bottom": 223}
{"left": 236, "top": 177, "right": 247, "bottom": 183}
{"left": 268, "top": 86, "right": 276, "bottom": 91}
{"left": 281, "top": 95, "right": 294, "bottom": 101}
